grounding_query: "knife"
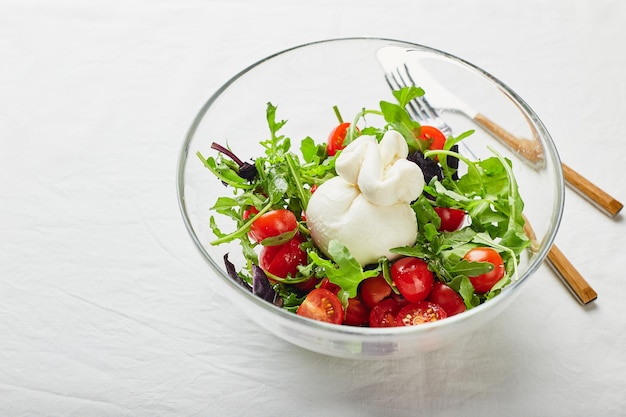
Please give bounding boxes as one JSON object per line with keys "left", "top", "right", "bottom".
{"left": 378, "top": 46, "right": 623, "bottom": 217}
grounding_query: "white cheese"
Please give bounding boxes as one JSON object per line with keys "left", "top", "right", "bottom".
{"left": 306, "top": 130, "right": 425, "bottom": 266}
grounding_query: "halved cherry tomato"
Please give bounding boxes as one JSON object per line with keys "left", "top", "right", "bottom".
{"left": 360, "top": 275, "right": 393, "bottom": 308}
{"left": 417, "top": 125, "right": 446, "bottom": 153}
{"left": 344, "top": 298, "right": 369, "bottom": 326}
{"left": 327, "top": 122, "right": 358, "bottom": 156}
{"left": 249, "top": 209, "right": 298, "bottom": 246}
{"left": 369, "top": 298, "right": 402, "bottom": 328}
{"left": 427, "top": 282, "right": 466, "bottom": 317}
{"left": 433, "top": 207, "right": 466, "bottom": 232}
{"left": 463, "top": 247, "right": 505, "bottom": 293}
{"left": 259, "top": 234, "right": 307, "bottom": 279}
{"left": 396, "top": 301, "right": 447, "bottom": 326}
{"left": 297, "top": 288, "right": 344, "bottom": 324}
{"left": 390, "top": 257, "right": 434, "bottom": 303}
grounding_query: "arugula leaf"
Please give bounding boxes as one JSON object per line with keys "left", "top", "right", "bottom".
{"left": 379, "top": 101, "right": 422, "bottom": 151}
{"left": 274, "top": 286, "right": 307, "bottom": 313}
{"left": 448, "top": 258, "right": 493, "bottom": 276}
{"left": 308, "top": 240, "right": 380, "bottom": 300}
{"left": 265, "top": 102, "right": 287, "bottom": 144}
{"left": 300, "top": 136, "right": 318, "bottom": 163}
{"left": 197, "top": 153, "right": 255, "bottom": 190}
{"left": 392, "top": 86, "right": 425, "bottom": 107}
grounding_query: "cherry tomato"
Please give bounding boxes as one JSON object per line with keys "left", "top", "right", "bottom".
{"left": 369, "top": 298, "right": 402, "bottom": 328}
{"left": 319, "top": 277, "right": 341, "bottom": 294}
{"left": 389, "top": 290, "right": 410, "bottom": 307}
{"left": 259, "top": 234, "right": 307, "bottom": 279}
{"left": 463, "top": 247, "right": 505, "bottom": 293}
{"left": 427, "top": 282, "right": 466, "bottom": 317}
{"left": 249, "top": 209, "right": 298, "bottom": 246}
{"left": 390, "top": 257, "right": 434, "bottom": 303}
{"left": 360, "top": 275, "right": 393, "bottom": 308}
{"left": 343, "top": 298, "right": 369, "bottom": 326}
{"left": 297, "top": 288, "right": 344, "bottom": 324}
{"left": 417, "top": 125, "right": 446, "bottom": 153}
{"left": 327, "top": 122, "right": 358, "bottom": 156}
{"left": 243, "top": 206, "right": 260, "bottom": 240}
{"left": 396, "top": 301, "right": 447, "bottom": 326}
{"left": 243, "top": 206, "right": 259, "bottom": 220}
{"left": 433, "top": 207, "right": 466, "bottom": 232}
{"left": 294, "top": 277, "right": 321, "bottom": 292}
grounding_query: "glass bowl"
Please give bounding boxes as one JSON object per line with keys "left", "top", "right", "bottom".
{"left": 177, "top": 38, "right": 564, "bottom": 359}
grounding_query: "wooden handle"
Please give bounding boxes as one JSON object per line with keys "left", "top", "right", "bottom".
{"left": 474, "top": 113, "right": 623, "bottom": 218}
{"left": 547, "top": 245, "right": 598, "bottom": 305}
{"left": 562, "top": 163, "right": 623, "bottom": 217}
{"left": 474, "top": 113, "right": 545, "bottom": 163}
{"left": 523, "top": 216, "right": 597, "bottom": 305}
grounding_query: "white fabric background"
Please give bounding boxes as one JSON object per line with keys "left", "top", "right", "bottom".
{"left": 1, "top": 0, "right": 625, "bottom": 416}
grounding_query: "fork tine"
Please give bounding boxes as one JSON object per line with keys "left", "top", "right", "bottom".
{"left": 385, "top": 64, "right": 454, "bottom": 136}
{"left": 385, "top": 69, "right": 425, "bottom": 121}
{"left": 401, "top": 64, "right": 441, "bottom": 122}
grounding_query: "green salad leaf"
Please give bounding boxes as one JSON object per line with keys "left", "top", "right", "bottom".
{"left": 308, "top": 240, "right": 381, "bottom": 303}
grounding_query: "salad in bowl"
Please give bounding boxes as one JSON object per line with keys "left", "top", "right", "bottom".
{"left": 197, "top": 86, "right": 530, "bottom": 328}
{"left": 177, "top": 38, "right": 563, "bottom": 358}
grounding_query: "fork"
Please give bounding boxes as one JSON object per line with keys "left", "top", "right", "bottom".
{"left": 384, "top": 67, "right": 598, "bottom": 305}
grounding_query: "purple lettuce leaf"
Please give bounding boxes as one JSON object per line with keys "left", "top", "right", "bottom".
{"left": 223, "top": 253, "right": 251, "bottom": 291}
{"left": 252, "top": 264, "right": 277, "bottom": 303}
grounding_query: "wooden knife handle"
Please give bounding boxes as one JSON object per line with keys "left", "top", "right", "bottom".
{"left": 523, "top": 216, "right": 597, "bottom": 305}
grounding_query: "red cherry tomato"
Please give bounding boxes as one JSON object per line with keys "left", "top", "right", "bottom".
{"left": 433, "top": 207, "right": 466, "bottom": 232}
{"left": 243, "top": 206, "right": 259, "bottom": 220}
{"left": 390, "top": 257, "right": 434, "bottom": 303}
{"left": 463, "top": 247, "right": 505, "bottom": 293}
{"left": 297, "top": 288, "right": 344, "bottom": 324}
{"left": 369, "top": 298, "right": 402, "bottom": 328}
{"left": 327, "top": 122, "right": 358, "bottom": 156}
{"left": 319, "top": 277, "right": 341, "bottom": 294}
{"left": 243, "top": 206, "right": 260, "bottom": 240}
{"left": 249, "top": 209, "right": 298, "bottom": 246}
{"left": 360, "top": 275, "right": 393, "bottom": 308}
{"left": 427, "top": 282, "right": 466, "bottom": 317}
{"left": 389, "top": 290, "right": 410, "bottom": 307}
{"left": 396, "top": 301, "right": 447, "bottom": 326}
{"left": 417, "top": 125, "right": 446, "bottom": 152}
{"left": 259, "top": 234, "right": 307, "bottom": 279}
{"left": 343, "top": 298, "right": 369, "bottom": 326}
{"left": 294, "top": 277, "right": 321, "bottom": 292}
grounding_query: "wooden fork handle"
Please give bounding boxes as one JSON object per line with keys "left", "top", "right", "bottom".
{"left": 523, "top": 216, "right": 597, "bottom": 305}
{"left": 474, "top": 113, "right": 623, "bottom": 217}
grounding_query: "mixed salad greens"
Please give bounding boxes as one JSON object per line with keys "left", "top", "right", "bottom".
{"left": 197, "top": 87, "right": 530, "bottom": 327}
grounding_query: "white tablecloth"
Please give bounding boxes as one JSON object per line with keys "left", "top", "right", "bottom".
{"left": 2, "top": 1, "right": 625, "bottom": 415}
